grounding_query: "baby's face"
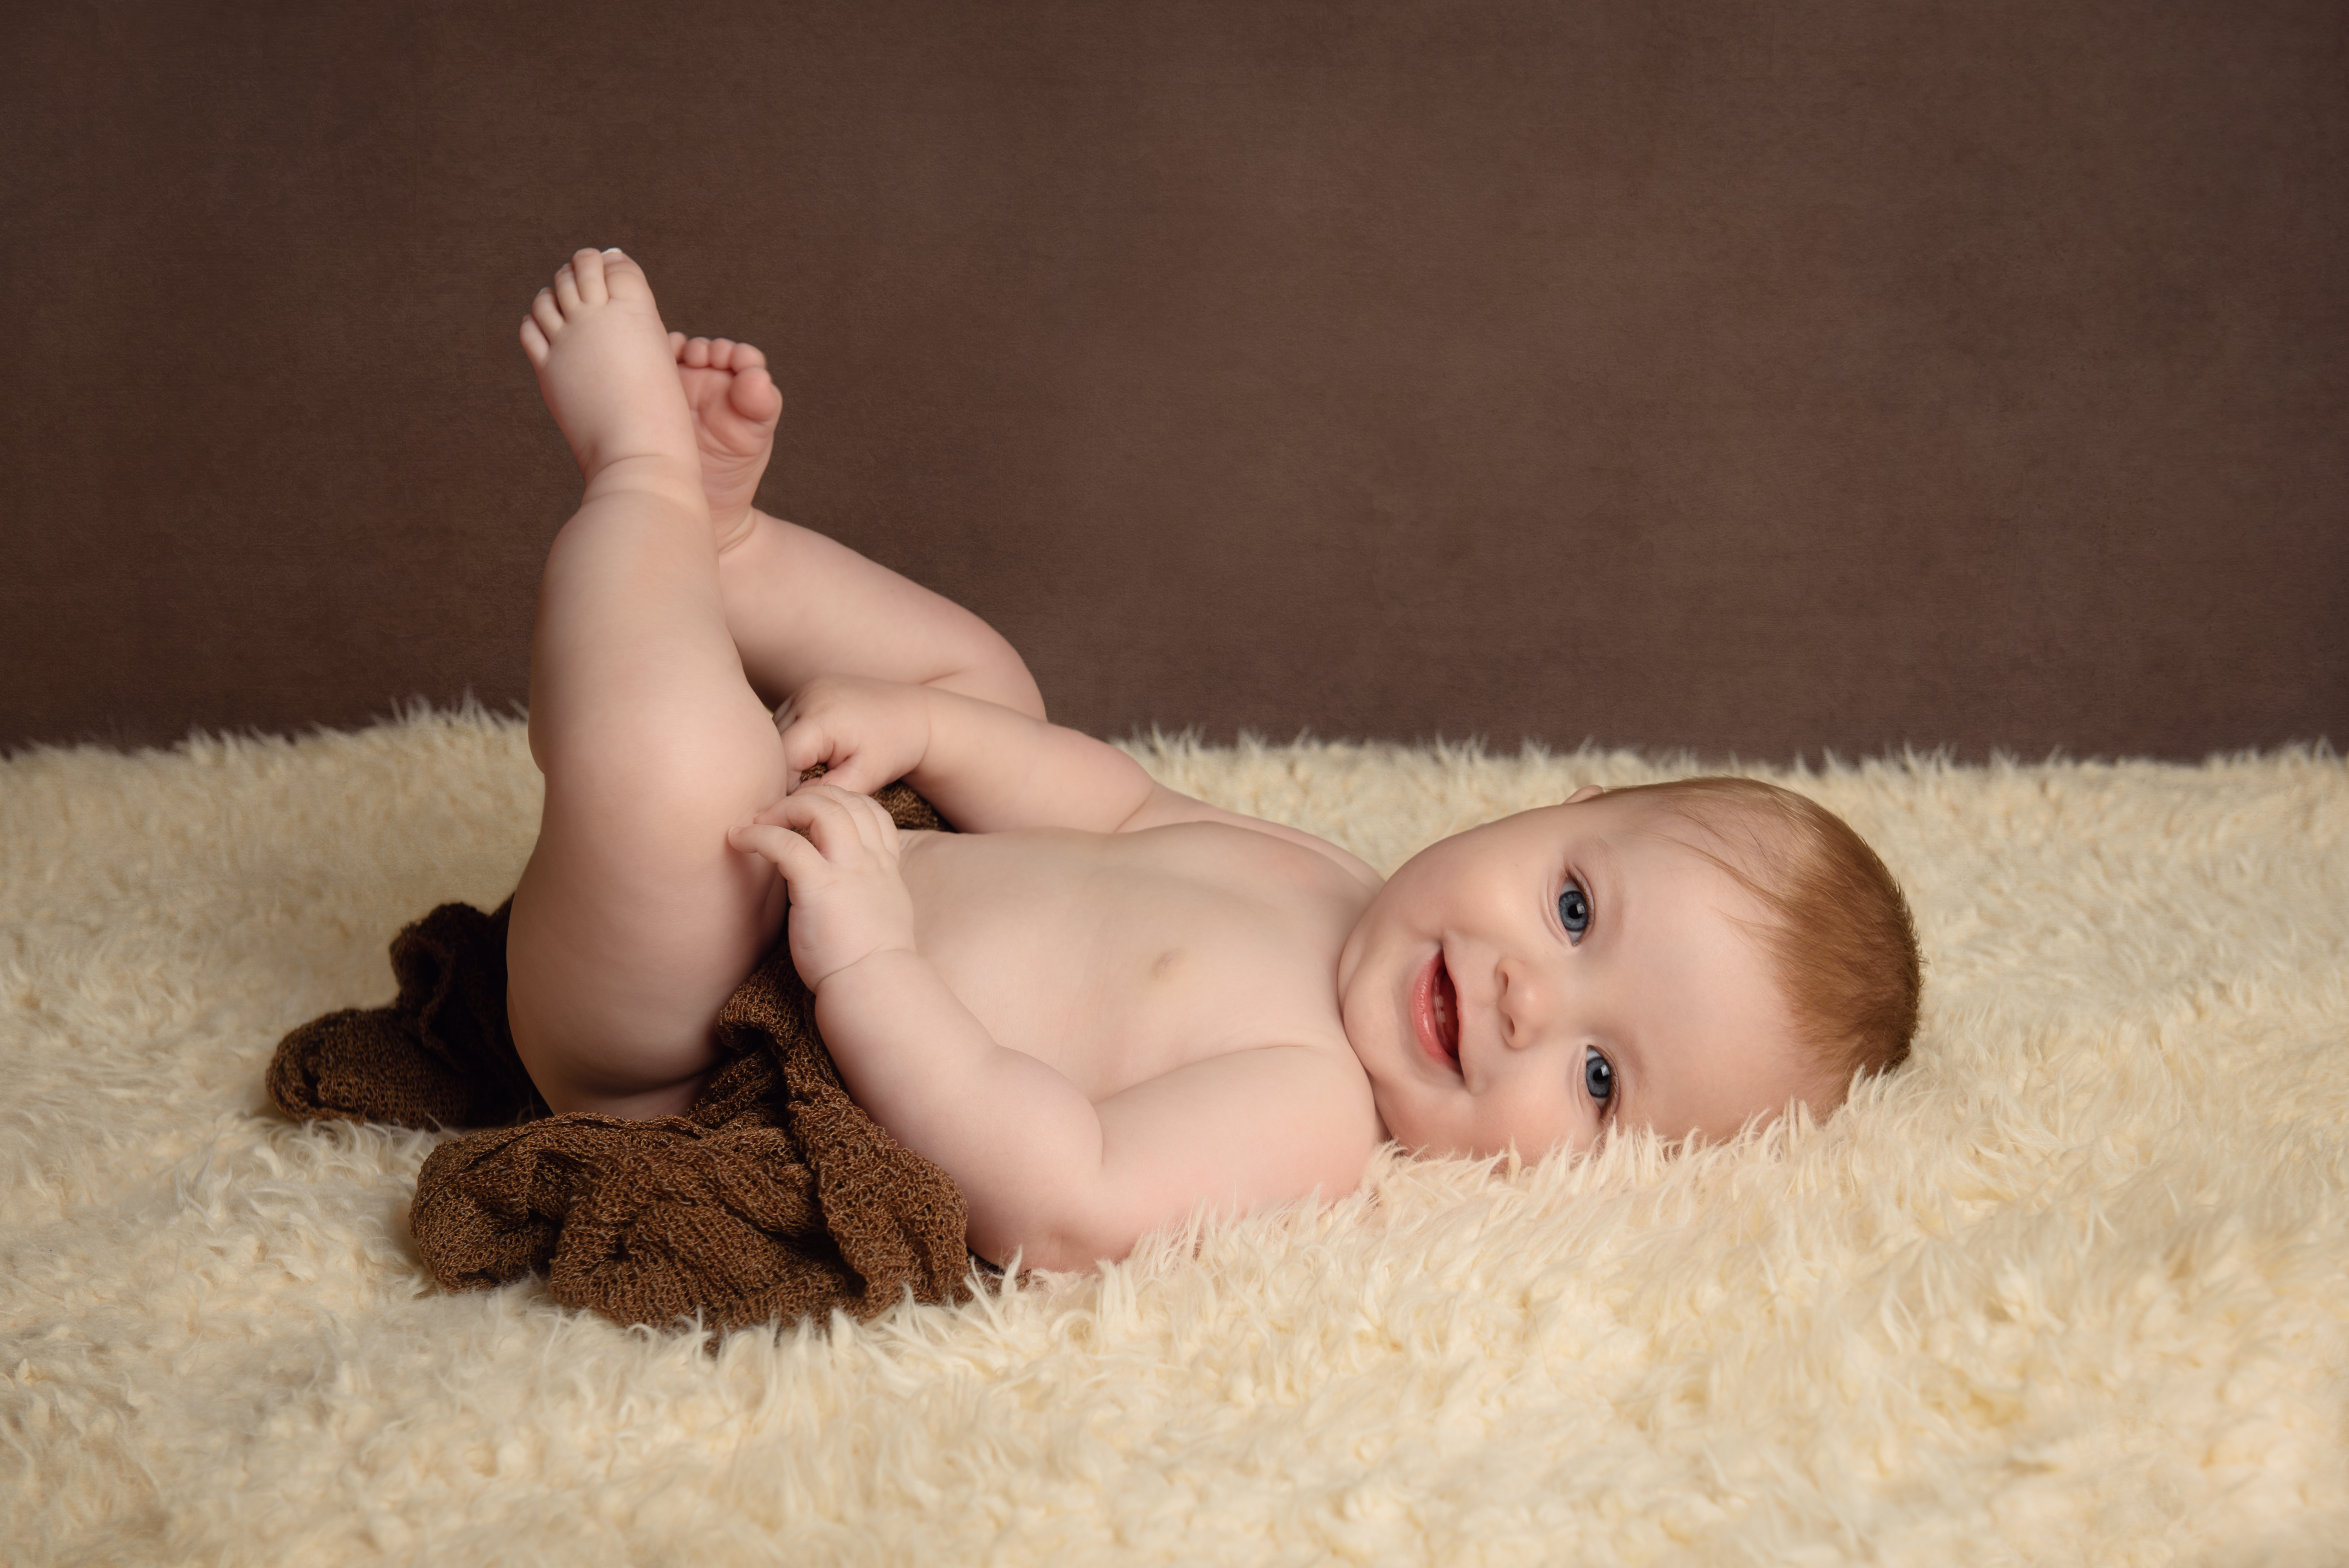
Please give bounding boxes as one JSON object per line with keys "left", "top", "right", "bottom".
{"left": 1336, "top": 789, "right": 1809, "bottom": 1159}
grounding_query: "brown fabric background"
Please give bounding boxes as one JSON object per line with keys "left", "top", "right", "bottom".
{"left": 4, "top": 0, "right": 2342, "bottom": 762}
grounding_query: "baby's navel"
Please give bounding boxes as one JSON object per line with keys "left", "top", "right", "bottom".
{"left": 1149, "top": 949, "right": 1182, "bottom": 981}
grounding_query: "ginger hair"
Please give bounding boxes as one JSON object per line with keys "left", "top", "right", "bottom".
{"left": 1601, "top": 775, "right": 1922, "bottom": 1101}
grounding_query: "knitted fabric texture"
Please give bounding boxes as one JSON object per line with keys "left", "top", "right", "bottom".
{"left": 265, "top": 783, "right": 971, "bottom": 1333}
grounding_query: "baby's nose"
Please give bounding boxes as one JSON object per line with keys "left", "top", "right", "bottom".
{"left": 1495, "top": 958, "right": 1554, "bottom": 1048}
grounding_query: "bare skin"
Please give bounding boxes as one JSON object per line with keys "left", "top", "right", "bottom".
{"left": 508, "top": 249, "right": 1809, "bottom": 1270}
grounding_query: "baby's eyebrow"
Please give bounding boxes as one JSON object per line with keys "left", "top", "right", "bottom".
{"left": 1581, "top": 841, "right": 1626, "bottom": 941}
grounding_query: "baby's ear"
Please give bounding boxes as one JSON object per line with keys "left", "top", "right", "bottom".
{"left": 1564, "top": 784, "right": 1606, "bottom": 805}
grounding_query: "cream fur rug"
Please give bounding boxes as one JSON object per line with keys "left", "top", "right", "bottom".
{"left": 3, "top": 710, "right": 2344, "bottom": 1566}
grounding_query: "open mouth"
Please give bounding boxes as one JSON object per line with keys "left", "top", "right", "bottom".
{"left": 1413, "top": 951, "right": 1462, "bottom": 1073}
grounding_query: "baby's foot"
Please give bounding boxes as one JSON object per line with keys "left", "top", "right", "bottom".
{"left": 518, "top": 249, "right": 703, "bottom": 509}
{"left": 669, "top": 333, "right": 782, "bottom": 553}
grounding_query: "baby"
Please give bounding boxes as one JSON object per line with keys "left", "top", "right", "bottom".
{"left": 506, "top": 248, "right": 1923, "bottom": 1272}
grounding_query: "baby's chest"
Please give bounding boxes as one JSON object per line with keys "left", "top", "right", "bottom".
{"left": 899, "top": 826, "right": 1366, "bottom": 1099}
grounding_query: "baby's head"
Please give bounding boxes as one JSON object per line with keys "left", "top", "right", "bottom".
{"left": 1335, "top": 776, "right": 1920, "bottom": 1159}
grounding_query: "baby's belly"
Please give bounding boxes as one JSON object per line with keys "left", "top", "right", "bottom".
{"left": 894, "top": 823, "right": 1369, "bottom": 1101}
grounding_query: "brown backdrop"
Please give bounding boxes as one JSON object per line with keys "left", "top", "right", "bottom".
{"left": 5, "top": 0, "right": 2342, "bottom": 762}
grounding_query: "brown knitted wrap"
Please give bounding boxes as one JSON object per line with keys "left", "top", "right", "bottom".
{"left": 266, "top": 782, "right": 973, "bottom": 1334}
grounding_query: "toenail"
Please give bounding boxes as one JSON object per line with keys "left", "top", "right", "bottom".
{"left": 602, "top": 247, "right": 625, "bottom": 257}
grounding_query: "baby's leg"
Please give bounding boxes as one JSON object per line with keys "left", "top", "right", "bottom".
{"left": 506, "top": 249, "right": 792, "bottom": 1117}
{"left": 670, "top": 333, "right": 1044, "bottom": 720}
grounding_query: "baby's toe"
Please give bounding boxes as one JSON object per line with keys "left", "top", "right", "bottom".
{"left": 707, "top": 338, "right": 765, "bottom": 372}
{"left": 530, "top": 288, "right": 564, "bottom": 340}
{"left": 596, "top": 249, "right": 653, "bottom": 305}
{"left": 728, "top": 364, "right": 781, "bottom": 420}
{"left": 568, "top": 247, "right": 613, "bottom": 305}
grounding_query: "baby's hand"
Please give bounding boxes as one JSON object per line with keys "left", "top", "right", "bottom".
{"left": 727, "top": 784, "right": 915, "bottom": 987}
{"left": 773, "top": 675, "right": 933, "bottom": 798}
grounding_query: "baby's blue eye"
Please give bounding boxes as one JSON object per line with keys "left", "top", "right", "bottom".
{"left": 1557, "top": 879, "right": 1590, "bottom": 939}
{"left": 1584, "top": 1045, "right": 1614, "bottom": 1105}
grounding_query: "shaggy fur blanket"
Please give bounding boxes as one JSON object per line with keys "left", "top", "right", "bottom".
{"left": 3, "top": 710, "right": 2344, "bottom": 1565}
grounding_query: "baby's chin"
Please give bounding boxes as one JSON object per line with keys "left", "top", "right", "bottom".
{"left": 1367, "top": 1086, "right": 1431, "bottom": 1155}
{"left": 1373, "top": 1099, "right": 1480, "bottom": 1161}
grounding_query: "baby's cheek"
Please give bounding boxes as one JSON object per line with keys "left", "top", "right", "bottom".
{"left": 1496, "top": 1085, "right": 1579, "bottom": 1159}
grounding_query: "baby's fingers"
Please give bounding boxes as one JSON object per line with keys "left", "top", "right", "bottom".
{"left": 727, "top": 820, "right": 824, "bottom": 879}
{"left": 775, "top": 714, "right": 834, "bottom": 782}
{"left": 765, "top": 783, "right": 889, "bottom": 860}
{"left": 777, "top": 722, "right": 886, "bottom": 797}
{"left": 815, "top": 783, "right": 901, "bottom": 854}
{"left": 809, "top": 752, "right": 893, "bottom": 797}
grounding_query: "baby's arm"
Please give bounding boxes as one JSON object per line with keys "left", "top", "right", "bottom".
{"left": 774, "top": 675, "right": 1382, "bottom": 884}
{"left": 716, "top": 509, "right": 1044, "bottom": 721}
{"left": 727, "top": 786, "right": 1373, "bottom": 1268}
{"left": 772, "top": 674, "right": 1157, "bottom": 832}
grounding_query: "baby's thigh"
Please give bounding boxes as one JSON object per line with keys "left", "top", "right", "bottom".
{"left": 506, "top": 730, "right": 792, "bottom": 1115}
